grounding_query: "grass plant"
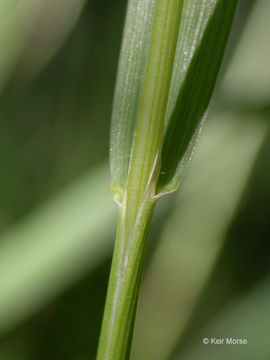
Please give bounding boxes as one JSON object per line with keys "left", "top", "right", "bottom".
{"left": 97, "top": 1, "right": 238, "bottom": 359}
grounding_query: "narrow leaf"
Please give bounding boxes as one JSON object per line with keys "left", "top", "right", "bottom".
{"left": 109, "top": 0, "right": 155, "bottom": 200}
{"left": 157, "top": 0, "right": 238, "bottom": 192}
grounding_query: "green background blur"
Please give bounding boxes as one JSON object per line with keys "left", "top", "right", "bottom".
{"left": 0, "top": 0, "right": 269, "bottom": 359}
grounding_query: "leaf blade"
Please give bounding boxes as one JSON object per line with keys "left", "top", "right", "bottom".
{"left": 157, "top": 0, "right": 238, "bottom": 192}
{"left": 109, "top": 0, "right": 155, "bottom": 200}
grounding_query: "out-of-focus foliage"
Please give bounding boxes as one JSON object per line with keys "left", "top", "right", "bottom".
{"left": 0, "top": 164, "right": 115, "bottom": 335}
{"left": 0, "top": 0, "right": 269, "bottom": 359}
{"left": 221, "top": 0, "right": 270, "bottom": 107}
{"left": 173, "top": 275, "right": 270, "bottom": 360}
{"left": 0, "top": 0, "right": 86, "bottom": 92}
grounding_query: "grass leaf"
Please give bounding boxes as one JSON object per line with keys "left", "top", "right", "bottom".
{"left": 157, "top": 0, "right": 238, "bottom": 192}
{"left": 102, "top": 1, "right": 239, "bottom": 358}
{"left": 109, "top": 0, "right": 155, "bottom": 201}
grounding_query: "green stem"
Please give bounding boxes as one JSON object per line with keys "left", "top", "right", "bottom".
{"left": 97, "top": 1, "right": 183, "bottom": 359}
{"left": 96, "top": 202, "right": 155, "bottom": 360}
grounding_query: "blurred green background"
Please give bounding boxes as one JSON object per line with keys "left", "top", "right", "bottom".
{"left": 0, "top": 0, "right": 269, "bottom": 359}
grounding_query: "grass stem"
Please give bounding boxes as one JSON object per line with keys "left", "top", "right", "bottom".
{"left": 96, "top": 1, "right": 183, "bottom": 359}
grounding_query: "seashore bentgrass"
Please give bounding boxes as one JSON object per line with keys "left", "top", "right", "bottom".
{"left": 96, "top": 1, "right": 238, "bottom": 359}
